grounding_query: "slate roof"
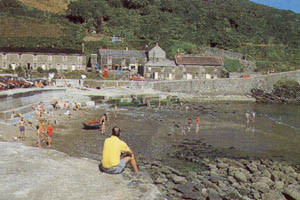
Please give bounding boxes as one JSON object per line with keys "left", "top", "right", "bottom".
{"left": 145, "top": 59, "right": 176, "bottom": 67}
{"left": 176, "top": 54, "right": 224, "bottom": 66}
{"left": 0, "top": 47, "right": 84, "bottom": 55}
{"left": 99, "top": 49, "right": 146, "bottom": 58}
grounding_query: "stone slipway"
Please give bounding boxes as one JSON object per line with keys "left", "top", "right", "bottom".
{"left": 72, "top": 87, "right": 255, "bottom": 102}
{"left": 0, "top": 142, "right": 161, "bottom": 200}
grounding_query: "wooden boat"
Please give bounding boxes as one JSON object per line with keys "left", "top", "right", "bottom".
{"left": 83, "top": 120, "right": 102, "bottom": 129}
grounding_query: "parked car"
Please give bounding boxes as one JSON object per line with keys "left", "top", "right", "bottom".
{"left": 17, "top": 77, "right": 34, "bottom": 87}
{"left": 0, "top": 77, "right": 16, "bottom": 89}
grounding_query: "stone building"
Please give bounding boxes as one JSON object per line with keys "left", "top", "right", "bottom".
{"left": 175, "top": 53, "right": 225, "bottom": 79}
{"left": 98, "top": 48, "right": 147, "bottom": 72}
{"left": 144, "top": 44, "right": 177, "bottom": 80}
{"left": 0, "top": 48, "right": 86, "bottom": 71}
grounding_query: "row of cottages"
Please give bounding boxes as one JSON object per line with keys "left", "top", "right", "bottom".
{"left": 0, "top": 48, "right": 86, "bottom": 71}
{"left": 143, "top": 45, "right": 225, "bottom": 80}
{"left": 97, "top": 44, "right": 225, "bottom": 80}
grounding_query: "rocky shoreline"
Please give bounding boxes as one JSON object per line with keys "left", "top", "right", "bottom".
{"left": 140, "top": 138, "right": 300, "bottom": 200}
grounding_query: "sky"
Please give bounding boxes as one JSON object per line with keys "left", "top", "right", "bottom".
{"left": 250, "top": 0, "right": 300, "bottom": 13}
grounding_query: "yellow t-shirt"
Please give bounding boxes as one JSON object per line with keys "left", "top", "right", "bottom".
{"left": 101, "top": 136, "right": 130, "bottom": 168}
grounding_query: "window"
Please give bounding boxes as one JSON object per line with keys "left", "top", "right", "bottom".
{"left": 122, "top": 58, "right": 126, "bottom": 66}
{"left": 148, "top": 67, "right": 151, "bottom": 72}
{"left": 63, "top": 56, "right": 67, "bottom": 61}
{"left": 78, "top": 56, "right": 82, "bottom": 62}
{"left": 3, "top": 62, "right": 6, "bottom": 68}
{"left": 48, "top": 56, "right": 52, "bottom": 61}
{"left": 33, "top": 63, "right": 37, "bottom": 69}
{"left": 4, "top": 54, "right": 7, "bottom": 60}
{"left": 63, "top": 64, "right": 67, "bottom": 70}
{"left": 107, "top": 56, "right": 112, "bottom": 65}
{"left": 33, "top": 55, "right": 37, "bottom": 61}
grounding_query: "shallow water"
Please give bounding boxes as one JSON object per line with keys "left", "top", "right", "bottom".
{"left": 50, "top": 101, "right": 300, "bottom": 171}
{"left": 124, "top": 102, "right": 300, "bottom": 164}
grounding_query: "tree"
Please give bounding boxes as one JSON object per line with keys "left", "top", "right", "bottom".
{"left": 67, "top": 0, "right": 110, "bottom": 33}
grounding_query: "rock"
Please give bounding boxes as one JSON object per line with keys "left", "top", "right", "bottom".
{"left": 234, "top": 171, "right": 248, "bottom": 183}
{"left": 175, "top": 183, "right": 204, "bottom": 200}
{"left": 253, "top": 177, "right": 273, "bottom": 186}
{"left": 166, "top": 166, "right": 184, "bottom": 176}
{"left": 227, "top": 167, "right": 238, "bottom": 176}
{"left": 207, "top": 188, "right": 222, "bottom": 200}
{"left": 0, "top": 142, "right": 161, "bottom": 200}
{"left": 154, "top": 177, "right": 168, "bottom": 184}
{"left": 170, "top": 174, "right": 187, "bottom": 184}
{"left": 252, "top": 191, "right": 261, "bottom": 199}
{"left": 217, "top": 162, "right": 229, "bottom": 169}
{"left": 223, "top": 158, "right": 245, "bottom": 168}
{"left": 188, "top": 171, "right": 198, "bottom": 180}
{"left": 159, "top": 166, "right": 171, "bottom": 175}
{"left": 202, "top": 188, "right": 208, "bottom": 198}
{"left": 246, "top": 163, "right": 258, "bottom": 173}
{"left": 283, "top": 185, "right": 300, "bottom": 200}
{"left": 262, "top": 190, "right": 285, "bottom": 200}
{"left": 297, "top": 174, "right": 300, "bottom": 182}
{"left": 226, "top": 189, "right": 243, "bottom": 199}
{"left": 228, "top": 176, "right": 236, "bottom": 184}
{"left": 271, "top": 170, "right": 284, "bottom": 181}
{"left": 252, "top": 182, "right": 270, "bottom": 193}
{"left": 262, "top": 169, "right": 271, "bottom": 178}
{"left": 281, "top": 166, "right": 295, "bottom": 174}
{"left": 274, "top": 181, "right": 284, "bottom": 190}
{"left": 203, "top": 180, "right": 221, "bottom": 192}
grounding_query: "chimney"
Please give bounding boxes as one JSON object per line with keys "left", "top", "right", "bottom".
{"left": 82, "top": 43, "right": 85, "bottom": 53}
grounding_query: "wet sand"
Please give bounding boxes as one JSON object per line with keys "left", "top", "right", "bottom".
{"left": 2, "top": 101, "right": 300, "bottom": 171}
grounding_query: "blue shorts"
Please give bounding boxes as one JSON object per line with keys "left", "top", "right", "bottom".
{"left": 20, "top": 126, "right": 25, "bottom": 132}
{"left": 100, "top": 159, "right": 126, "bottom": 174}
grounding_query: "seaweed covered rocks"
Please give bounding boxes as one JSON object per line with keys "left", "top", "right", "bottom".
{"left": 251, "top": 80, "right": 300, "bottom": 104}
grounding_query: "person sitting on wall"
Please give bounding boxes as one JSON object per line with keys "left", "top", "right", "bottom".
{"left": 99, "top": 126, "right": 138, "bottom": 174}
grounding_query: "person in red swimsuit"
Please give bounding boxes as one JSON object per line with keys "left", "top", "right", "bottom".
{"left": 47, "top": 123, "right": 53, "bottom": 147}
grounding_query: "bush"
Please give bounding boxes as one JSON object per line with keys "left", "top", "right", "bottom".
{"left": 224, "top": 58, "right": 243, "bottom": 72}
{"left": 15, "top": 66, "right": 23, "bottom": 72}
{"left": 37, "top": 67, "right": 44, "bottom": 74}
{"left": 48, "top": 68, "right": 58, "bottom": 74}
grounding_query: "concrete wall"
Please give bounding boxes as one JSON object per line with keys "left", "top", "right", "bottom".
{"left": 0, "top": 88, "right": 66, "bottom": 119}
{"left": 85, "top": 70, "right": 300, "bottom": 95}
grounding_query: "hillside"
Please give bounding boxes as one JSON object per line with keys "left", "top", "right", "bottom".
{"left": 1, "top": 0, "right": 300, "bottom": 72}
{"left": 0, "top": 16, "right": 63, "bottom": 38}
{"left": 19, "top": 0, "right": 70, "bottom": 13}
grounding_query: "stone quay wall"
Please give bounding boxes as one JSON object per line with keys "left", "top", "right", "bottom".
{"left": 152, "top": 70, "right": 300, "bottom": 95}
{"left": 85, "top": 70, "right": 300, "bottom": 95}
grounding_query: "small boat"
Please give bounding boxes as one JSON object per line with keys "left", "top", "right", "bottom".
{"left": 83, "top": 120, "right": 102, "bottom": 129}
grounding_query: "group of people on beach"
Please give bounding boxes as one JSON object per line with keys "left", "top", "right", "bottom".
{"left": 17, "top": 101, "right": 54, "bottom": 148}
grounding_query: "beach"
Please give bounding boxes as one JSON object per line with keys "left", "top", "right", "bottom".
{"left": 2, "top": 90, "right": 300, "bottom": 199}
